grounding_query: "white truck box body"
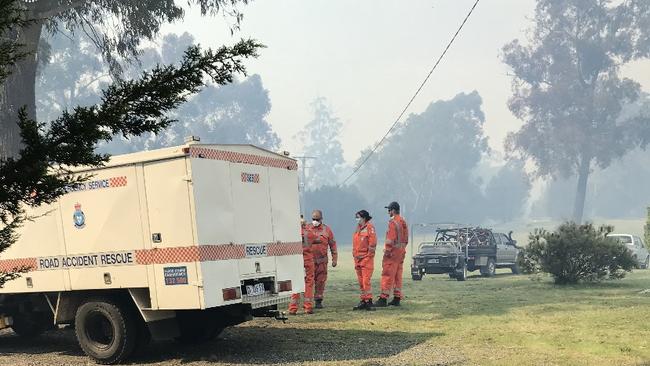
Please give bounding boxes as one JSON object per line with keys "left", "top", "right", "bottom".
{"left": 0, "top": 143, "right": 304, "bottom": 310}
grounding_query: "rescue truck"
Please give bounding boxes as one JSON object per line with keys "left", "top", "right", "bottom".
{"left": 0, "top": 140, "right": 304, "bottom": 364}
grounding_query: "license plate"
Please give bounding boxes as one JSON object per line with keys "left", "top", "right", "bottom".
{"left": 245, "top": 244, "right": 268, "bottom": 257}
{"left": 246, "top": 283, "right": 265, "bottom": 296}
{"left": 428, "top": 258, "right": 440, "bottom": 264}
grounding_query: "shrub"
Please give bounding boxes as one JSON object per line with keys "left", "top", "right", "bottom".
{"left": 525, "top": 222, "right": 636, "bottom": 285}
{"left": 515, "top": 247, "right": 540, "bottom": 275}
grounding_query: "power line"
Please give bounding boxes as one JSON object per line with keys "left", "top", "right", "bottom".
{"left": 339, "top": 0, "right": 482, "bottom": 187}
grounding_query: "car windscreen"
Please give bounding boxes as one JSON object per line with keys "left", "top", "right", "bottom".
{"left": 610, "top": 236, "right": 633, "bottom": 244}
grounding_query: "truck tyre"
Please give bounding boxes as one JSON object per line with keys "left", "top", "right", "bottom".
{"left": 412, "top": 273, "right": 423, "bottom": 281}
{"left": 75, "top": 299, "right": 137, "bottom": 365}
{"left": 448, "top": 273, "right": 456, "bottom": 279}
{"left": 480, "top": 258, "right": 496, "bottom": 277}
{"left": 10, "top": 311, "right": 53, "bottom": 338}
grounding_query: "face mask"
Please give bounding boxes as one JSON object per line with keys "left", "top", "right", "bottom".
{"left": 312, "top": 220, "right": 321, "bottom": 227}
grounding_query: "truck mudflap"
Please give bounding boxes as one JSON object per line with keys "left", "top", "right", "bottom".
{"left": 242, "top": 293, "right": 291, "bottom": 310}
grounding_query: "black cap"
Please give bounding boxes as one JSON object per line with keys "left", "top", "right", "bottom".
{"left": 385, "top": 201, "right": 400, "bottom": 211}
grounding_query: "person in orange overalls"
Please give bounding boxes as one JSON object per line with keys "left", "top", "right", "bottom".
{"left": 289, "top": 215, "right": 316, "bottom": 315}
{"left": 306, "top": 210, "right": 337, "bottom": 309}
{"left": 376, "top": 201, "right": 408, "bottom": 307}
{"left": 352, "top": 210, "right": 377, "bottom": 311}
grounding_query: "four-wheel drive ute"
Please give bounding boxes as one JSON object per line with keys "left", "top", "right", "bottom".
{"left": 411, "top": 227, "right": 520, "bottom": 281}
{"left": 0, "top": 142, "right": 304, "bottom": 364}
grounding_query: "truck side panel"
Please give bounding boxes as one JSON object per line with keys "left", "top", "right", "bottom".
{"left": 229, "top": 163, "right": 276, "bottom": 276}
{"left": 191, "top": 158, "right": 241, "bottom": 309}
{"left": 144, "top": 158, "right": 201, "bottom": 310}
{"left": 267, "top": 167, "right": 304, "bottom": 293}
{"left": 0, "top": 202, "right": 67, "bottom": 293}
{"left": 59, "top": 165, "right": 148, "bottom": 290}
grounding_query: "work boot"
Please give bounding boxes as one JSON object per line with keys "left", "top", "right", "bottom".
{"left": 388, "top": 297, "right": 401, "bottom": 306}
{"left": 352, "top": 301, "right": 367, "bottom": 311}
{"left": 315, "top": 299, "right": 323, "bottom": 309}
{"left": 375, "top": 297, "right": 388, "bottom": 307}
{"left": 365, "top": 300, "right": 376, "bottom": 311}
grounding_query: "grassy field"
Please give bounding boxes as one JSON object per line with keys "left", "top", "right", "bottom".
{"left": 2, "top": 247, "right": 650, "bottom": 365}
{"left": 227, "top": 248, "right": 650, "bottom": 366}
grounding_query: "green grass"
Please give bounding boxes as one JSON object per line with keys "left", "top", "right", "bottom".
{"left": 259, "top": 249, "right": 650, "bottom": 365}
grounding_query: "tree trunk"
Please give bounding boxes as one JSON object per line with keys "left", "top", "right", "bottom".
{"left": 0, "top": 19, "right": 44, "bottom": 159}
{"left": 572, "top": 155, "right": 592, "bottom": 223}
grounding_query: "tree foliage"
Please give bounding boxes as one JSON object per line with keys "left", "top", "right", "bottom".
{"left": 525, "top": 222, "right": 635, "bottom": 284}
{"left": 1, "top": 0, "right": 249, "bottom": 158}
{"left": 354, "top": 91, "right": 491, "bottom": 224}
{"left": 297, "top": 97, "right": 346, "bottom": 189}
{"left": 483, "top": 160, "right": 531, "bottom": 223}
{"left": 502, "top": 0, "right": 650, "bottom": 223}
{"left": 0, "top": 29, "right": 262, "bottom": 286}
{"left": 0, "top": 0, "right": 27, "bottom": 83}
{"left": 37, "top": 31, "right": 280, "bottom": 152}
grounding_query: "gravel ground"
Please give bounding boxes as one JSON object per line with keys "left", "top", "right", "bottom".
{"left": 0, "top": 319, "right": 464, "bottom": 366}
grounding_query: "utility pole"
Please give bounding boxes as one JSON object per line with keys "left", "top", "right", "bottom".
{"left": 293, "top": 156, "right": 316, "bottom": 217}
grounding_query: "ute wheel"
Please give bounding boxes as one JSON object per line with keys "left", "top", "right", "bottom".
{"left": 481, "top": 258, "right": 496, "bottom": 277}
{"left": 510, "top": 263, "right": 521, "bottom": 274}
{"left": 455, "top": 263, "right": 467, "bottom": 282}
{"left": 75, "top": 299, "right": 137, "bottom": 365}
{"left": 10, "top": 311, "right": 53, "bottom": 338}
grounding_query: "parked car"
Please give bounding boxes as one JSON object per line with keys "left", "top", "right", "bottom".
{"left": 607, "top": 233, "right": 650, "bottom": 269}
{"left": 411, "top": 227, "right": 520, "bottom": 281}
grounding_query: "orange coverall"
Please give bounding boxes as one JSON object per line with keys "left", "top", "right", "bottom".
{"left": 380, "top": 214, "right": 408, "bottom": 299}
{"left": 305, "top": 223, "right": 337, "bottom": 301}
{"left": 352, "top": 222, "right": 377, "bottom": 301}
{"left": 289, "top": 224, "right": 316, "bottom": 314}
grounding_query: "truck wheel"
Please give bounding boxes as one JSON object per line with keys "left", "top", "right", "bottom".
{"left": 10, "top": 311, "right": 53, "bottom": 338}
{"left": 448, "top": 273, "right": 456, "bottom": 279}
{"left": 412, "top": 273, "right": 422, "bottom": 281}
{"left": 75, "top": 299, "right": 137, "bottom": 365}
{"left": 480, "top": 258, "right": 496, "bottom": 277}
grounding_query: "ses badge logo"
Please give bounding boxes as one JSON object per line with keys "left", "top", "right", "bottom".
{"left": 73, "top": 203, "right": 86, "bottom": 229}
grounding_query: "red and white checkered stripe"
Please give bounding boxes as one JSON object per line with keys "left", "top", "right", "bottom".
{"left": 199, "top": 245, "right": 246, "bottom": 261}
{"left": 135, "top": 246, "right": 200, "bottom": 264}
{"left": 0, "top": 258, "right": 37, "bottom": 272}
{"left": 190, "top": 147, "right": 298, "bottom": 170}
{"left": 1, "top": 242, "right": 301, "bottom": 272}
{"left": 267, "top": 242, "right": 303, "bottom": 256}
{"left": 109, "top": 176, "right": 128, "bottom": 187}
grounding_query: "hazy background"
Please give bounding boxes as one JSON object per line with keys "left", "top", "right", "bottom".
{"left": 35, "top": 0, "right": 650, "bottom": 241}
